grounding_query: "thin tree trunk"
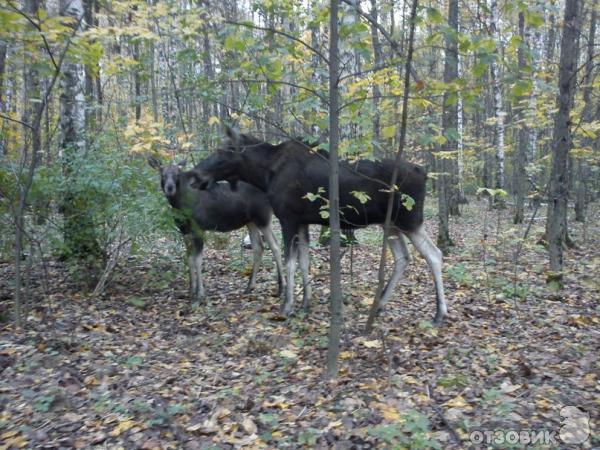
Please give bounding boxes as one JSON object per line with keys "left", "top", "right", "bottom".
{"left": 547, "top": 0, "right": 581, "bottom": 282}
{"left": 60, "top": 0, "right": 103, "bottom": 287}
{"left": 575, "top": 0, "right": 596, "bottom": 222}
{"left": 370, "top": 0, "right": 383, "bottom": 158}
{"left": 366, "top": 0, "right": 418, "bottom": 333}
{"left": 133, "top": 41, "right": 141, "bottom": 123}
{"left": 150, "top": 39, "right": 158, "bottom": 122}
{"left": 489, "top": 0, "right": 505, "bottom": 202}
{"left": 326, "top": 0, "right": 343, "bottom": 379}
{"left": 456, "top": 47, "right": 467, "bottom": 204}
{"left": 83, "top": 0, "right": 95, "bottom": 133}
{"left": 437, "top": 0, "right": 458, "bottom": 253}
{"left": 513, "top": 12, "right": 528, "bottom": 224}
{"left": 0, "top": 42, "right": 7, "bottom": 114}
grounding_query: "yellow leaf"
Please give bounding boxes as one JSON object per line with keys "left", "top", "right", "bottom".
{"left": 83, "top": 375, "right": 100, "bottom": 386}
{"left": 110, "top": 419, "right": 135, "bottom": 437}
{"left": 443, "top": 395, "right": 469, "bottom": 408}
{"left": 279, "top": 349, "right": 298, "bottom": 359}
{"left": 372, "top": 402, "right": 403, "bottom": 421}
{"left": 208, "top": 116, "right": 220, "bottom": 126}
{"left": 262, "top": 396, "right": 291, "bottom": 410}
{"left": 1, "top": 431, "right": 18, "bottom": 439}
{"left": 361, "top": 339, "right": 380, "bottom": 349}
{"left": 339, "top": 351, "right": 355, "bottom": 360}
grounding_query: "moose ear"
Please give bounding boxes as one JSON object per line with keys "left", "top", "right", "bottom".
{"left": 147, "top": 155, "right": 161, "bottom": 170}
{"left": 177, "top": 160, "right": 188, "bottom": 169}
{"left": 188, "top": 169, "right": 209, "bottom": 190}
{"left": 224, "top": 125, "right": 241, "bottom": 146}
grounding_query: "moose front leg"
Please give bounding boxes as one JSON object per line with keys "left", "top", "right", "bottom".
{"left": 244, "top": 223, "right": 264, "bottom": 294}
{"left": 298, "top": 225, "right": 312, "bottom": 311}
{"left": 190, "top": 235, "right": 205, "bottom": 303}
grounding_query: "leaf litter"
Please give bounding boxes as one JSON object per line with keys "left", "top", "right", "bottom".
{"left": 0, "top": 199, "right": 598, "bottom": 448}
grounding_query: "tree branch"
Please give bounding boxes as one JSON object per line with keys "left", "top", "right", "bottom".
{"left": 224, "top": 20, "right": 329, "bottom": 65}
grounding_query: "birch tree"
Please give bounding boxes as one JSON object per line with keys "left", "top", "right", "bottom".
{"left": 60, "top": 0, "right": 102, "bottom": 284}
{"left": 489, "top": 0, "right": 505, "bottom": 200}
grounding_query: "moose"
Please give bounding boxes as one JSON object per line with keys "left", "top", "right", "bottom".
{"left": 148, "top": 157, "right": 285, "bottom": 301}
{"left": 190, "top": 127, "right": 447, "bottom": 325}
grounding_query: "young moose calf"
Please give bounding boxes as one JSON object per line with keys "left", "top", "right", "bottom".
{"left": 148, "top": 157, "right": 284, "bottom": 302}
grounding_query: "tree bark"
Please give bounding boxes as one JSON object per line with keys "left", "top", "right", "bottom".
{"left": 60, "top": 0, "right": 103, "bottom": 286}
{"left": 547, "top": 0, "right": 581, "bottom": 280}
{"left": 437, "top": 0, "right": 458, "bottom": 253}
{"left": 489, "top": 0, "right": 505, "bottom": 203}
{"left": 513, "top": 12, "right": 528, "bottom": 224}
{"left": 370, "top": 0, "right": 383, "bottom": 158}
{"left": 574, "top": 0, "right": 596, "bottom": 222}
{"left": 326, "top": 0, "right": 343, "bottom": 379}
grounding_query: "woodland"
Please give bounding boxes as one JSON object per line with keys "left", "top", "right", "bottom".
{"left": 0, "top": 0, "right": 598, "bottom": 448}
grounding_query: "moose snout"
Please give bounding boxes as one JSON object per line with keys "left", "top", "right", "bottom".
{"left": 164, "top": 181, "right": 177, "bottom": 196}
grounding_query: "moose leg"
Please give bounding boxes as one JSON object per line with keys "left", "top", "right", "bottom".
{"left": 378, "top": 231, "right": 411, "bottom": 310}
{"left": 184, "top": 235, "right": 197, "bottom": 298}
{"left": 191, "top": 236, "right": 205, "bottom": 302}
{"left": 406, "top": 226, "right": 447, "bottom": 325}
{"left": 281, "top": 225, "right": 299, "bottom": 316}
{"left": 297, "top": 224, "right": 312, "bottom": 311}
{"left": 244, "top": 223, "right": 263, "bottom": 294}
{"left": 260, "top": 222, "right": 286, "bottom": 295}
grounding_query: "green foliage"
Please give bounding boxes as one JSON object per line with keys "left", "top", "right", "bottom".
{"left": 368, "top": 410, "right": 440, "bottom": 449}
{"left": 447, "top": 263, "right": 474, "bottom": 286}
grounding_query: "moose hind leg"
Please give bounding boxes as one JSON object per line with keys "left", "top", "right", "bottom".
{"left": 406, "top": 226, "right": 447, "bottom": 325}
{"left": 298, "top": 225, "right": 312, "bottom": 311}
{"left": 281, "top": 226, "right": 299, "bottom": 316}
{"left": 260, "top": 222, "right": 286, "bottom": 295}
{"left": 244, "top": 223, "right": 264, "bottom": 294}
{"left": 378, "top": 231, "right": 411, "bottom": 310}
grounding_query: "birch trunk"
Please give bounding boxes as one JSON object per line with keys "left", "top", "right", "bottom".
{"left": 60, "top": 0, "right": 102, "bottom": 285}
{"left": 489, "top": 0, "right": 505, "bottom": 201}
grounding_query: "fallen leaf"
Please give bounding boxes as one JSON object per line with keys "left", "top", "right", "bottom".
{"left": 110, "top": 419, "right": 135, "bottom": 437}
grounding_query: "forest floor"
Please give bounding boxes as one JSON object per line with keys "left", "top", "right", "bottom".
{"left": 0, "top": 198, "right": 598, "bottom": 449}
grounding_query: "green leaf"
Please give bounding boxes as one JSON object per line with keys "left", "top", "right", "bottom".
{"left": 512, "top": 79, "right": 533, "bottom": 98}
{"left": 401, "top": 194, "right": 415, "bottom": 211}
{"left": 350, "top": 191, "right": 371, "bottom": 204}
{"left": 224, "top": 34, "right": 246, "bottom": 51}
{"left": 426, "top": 7, "right": 444, "bottom": 24}
{"left": 382, "top": 125, "right": 396, "bottom": 139}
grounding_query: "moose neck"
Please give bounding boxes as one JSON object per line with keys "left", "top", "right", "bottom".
{"left": 236, "top": 144, "right": 279, "bottom": 192}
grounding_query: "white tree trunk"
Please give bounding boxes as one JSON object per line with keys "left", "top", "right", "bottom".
{"left": 457, "top": 35, "right": 465, "bottom": 201}
{"left": 489, "top": 0, "right": 505, "bottom": 191}
{"left": 59, "top": 0, "right": 85, "bottom": 158}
